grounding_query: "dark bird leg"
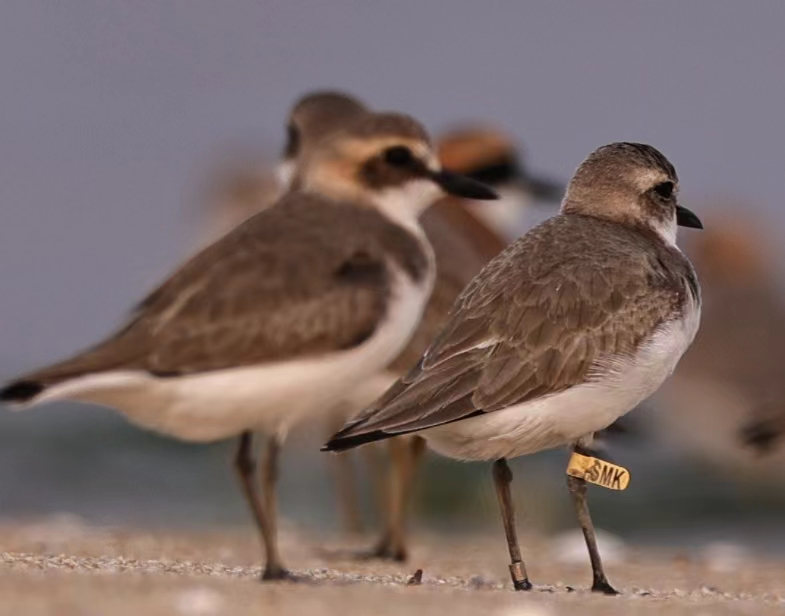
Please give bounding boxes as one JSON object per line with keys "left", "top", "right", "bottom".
{"left": 364, "top": 443, "right": 388, "bottom": 525}
{"left": 234, "top": 431, "right": 289, "bottom": 581}
{"left": 371, "top": 435, "right": 426, "bottom": 561}
{"left": 492, "top": 458, "right": 532, "bottom": 591}
{"left": 566, "top": 451, "right": 618, "bottom": 595}
{"left": 326, "top": 415, "right": 365, "bottom": 534}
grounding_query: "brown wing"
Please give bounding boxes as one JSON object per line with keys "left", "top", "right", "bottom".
{"left": 389, "top": 198, "right": 502, "bottom": 373}
{"left": 326, "top": 215, "right": 695, "bottom": 450}
{"left": 18, "top": 193, "right": 428, "bottom": 385}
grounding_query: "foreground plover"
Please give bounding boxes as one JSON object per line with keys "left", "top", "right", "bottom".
{"left": 0, "top": 110, "right": 497, "bottom": 580}
{"left": 325, "top": 142, "right": 703, "bottom": 593}
{"left": 365, "top": 126, "right": 564, "bottom": 561}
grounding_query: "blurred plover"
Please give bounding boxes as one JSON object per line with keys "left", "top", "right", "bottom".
{"left": 276, "top": 91, "right": 565, "bottom": 560}
{"left": 325, "top": 142, "right": 703, "bottom": 593}
{"left": 0, "top": 110, "right": 497, "bottom": 580}
{"left": 437, "top": 126, "right": 563, "bottom": 242}
{"left": 366, "top": 126, "right": 564, "bottom": 561}
{"left": 199, "top": 158, "right": 281, "bottom": 244}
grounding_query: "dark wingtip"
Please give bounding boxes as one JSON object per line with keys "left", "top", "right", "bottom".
{"left": 322, "top": 429, "right": 393, "bottom": 453}
{"left": 739, "top": 419, "right": 782, "bottom": 454}
{"left": 1, "top": 380, "right": 44, "bottom": 404}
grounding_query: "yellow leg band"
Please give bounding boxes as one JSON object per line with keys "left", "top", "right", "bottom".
{"left": 566, "top": 452, "right": 630, "bottom": 491}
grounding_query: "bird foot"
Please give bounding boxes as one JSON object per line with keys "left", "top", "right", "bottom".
{"left": 260, "top": 565, "right": 298, "bottom": 582}
{"left": 591, "top": 578, "right": 619, "bottom": 595}
{"left": 513, "top": 578, "right": 533, "bottom": 591}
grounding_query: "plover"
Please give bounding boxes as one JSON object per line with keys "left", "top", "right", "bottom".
{"left": 0, "top": 110, "right": 497, "bottom": 580}
{"left": 199, "top": 157, "right": 280, "bottom": 244}
{"left": 325, "top": 142, "right": 703, "bottom": 593}
{"left": 363, "top": 126, "right": 564, "bottom": 562}
{"left": 199, "top": 91, "right": 368, "bottom": 245}
{"left": 270, "top": 92, "right": 564, "bottom": 553}
{"left": 277, "top": 90, "right": 369, "bottom": 188}
{"left": 437, "top": 126, "right": 563, "bottom": 242}
{"left": 274, "top": 91, "right": 375, "bottom": 534}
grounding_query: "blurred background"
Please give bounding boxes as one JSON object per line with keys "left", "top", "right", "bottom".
{"left": 1, "top": 0, "right": 785, "bottom": 562}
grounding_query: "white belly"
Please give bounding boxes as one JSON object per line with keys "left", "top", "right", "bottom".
{"left": 426, "top": 302, "right": 701, "bottom": 461}
{"left": 32, "top": 267, "right": 433, "bottom": 443}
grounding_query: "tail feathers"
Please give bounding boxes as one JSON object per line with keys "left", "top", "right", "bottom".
{"left": 1, "top": 349, "right": 133, "bottom": 406}
{"left": 0, "top": 331, "right": 144, "bottom": 406}
{"left": 322, "top": 427, "right": 397, "bottom": 452}
{"left": 0, "top": 380, "right": 45, "bottom": 403}
{"left": 322, "top": 404, "right": 484, "bottom": 453}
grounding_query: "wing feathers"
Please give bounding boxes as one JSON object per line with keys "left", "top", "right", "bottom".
{"left": 327, "top": 215, "right": 696, "bottom": 450}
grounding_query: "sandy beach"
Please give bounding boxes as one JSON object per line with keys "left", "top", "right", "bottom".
{"left": 0, "top": 521, "right": 782, "bottom": 616}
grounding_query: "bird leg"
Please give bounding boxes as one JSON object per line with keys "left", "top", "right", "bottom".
{"left": 234, "top": 431, "right": 289, "bottom": 581}
{"left": 566, "top": 447, "right": 618, "bottom": 595}
{"left": 364, "top": 442, "right": 388, "bottom": 525}
{"left": 326, "top": 415, "right": 365, "bottom": 534}
{"left": 370, "top": 436, "right": 426, "bottom": 561}
{"left": 492, "top": 458, "right": 532, "bottom": 591}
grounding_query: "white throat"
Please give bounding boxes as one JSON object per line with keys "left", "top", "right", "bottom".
{"left": 466, "top": 186, "right": 532, "bottom": 241}
{"left": 651, "top": 213, "right": 678, "bottom": 248}
{"left": 275, "top": 160, "right": 296, "bottom": 189}
{"left": 372, "top": 179, "right": 441, "bottom": 236}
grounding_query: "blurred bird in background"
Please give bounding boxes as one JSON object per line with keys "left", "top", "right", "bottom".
{"left": 0, "top": 107, "right": 497, "bottom": 580}
{"left": 199, "top": 91, "right": 564, "bottom": 561}
{"left": 198, "top": 157, "right": 280, "bottom": 245}
{"left": 651, "top": 211, "right": 785, "bottom": 478}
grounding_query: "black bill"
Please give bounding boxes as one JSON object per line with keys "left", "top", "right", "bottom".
{"left": 676, "top": 205, "right": 703, "bottom": 229}
{"left": 464, "top": 157, "right": 564, "bottom": 204}
{"left": 429, "top": 169, "right": 499, "bottom": 201}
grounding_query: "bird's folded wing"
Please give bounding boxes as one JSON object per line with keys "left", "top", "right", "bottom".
{"left": 333, "top": 220, "right": 687, "bottom": 441}
{"left": 22, "top": 196, "right": 422, "bottom": 383}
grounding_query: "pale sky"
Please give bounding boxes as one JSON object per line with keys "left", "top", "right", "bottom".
{"left": 2, "top": 1, "right": 784, "bottom": 373}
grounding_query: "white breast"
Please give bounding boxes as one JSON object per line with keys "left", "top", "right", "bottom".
{"left": 426, "top": 297, "right": 701, "bottom": 461}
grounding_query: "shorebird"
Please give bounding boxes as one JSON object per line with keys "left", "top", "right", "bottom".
{"left": 198, "top": 91, "right": 368, "bottom": 245}
{"left": 437, "top": 126, "right": 563, "bottom": 242}
{"left": 0, "top": 110, "right": 497, "bottom": 580}
{"left": 261, "top": 91, "right": 564, "bottom": 551}
{"left": 275, "top": 91, "right": 566, "bottom": 558}
{"left": 361, "top": 125, "right": 564, "bottom": 561}
{"left": 277, "top": 91, "right": 368, "bottom": 188}
{"left": 325, "top": 142, "right": 703, "bottom": 593}
{"left": 198, "top": 158, "right": 280, "bottom": 245}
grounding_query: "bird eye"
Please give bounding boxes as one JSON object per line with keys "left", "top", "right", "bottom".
{"left": 653, "top": 181, "right": 674, "bottom": 199}
{"left": 384, "top": 146, "right": 413, "bottom": 167}
{"left": 283, "top": 124, "right": 300, "bottom": 159}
